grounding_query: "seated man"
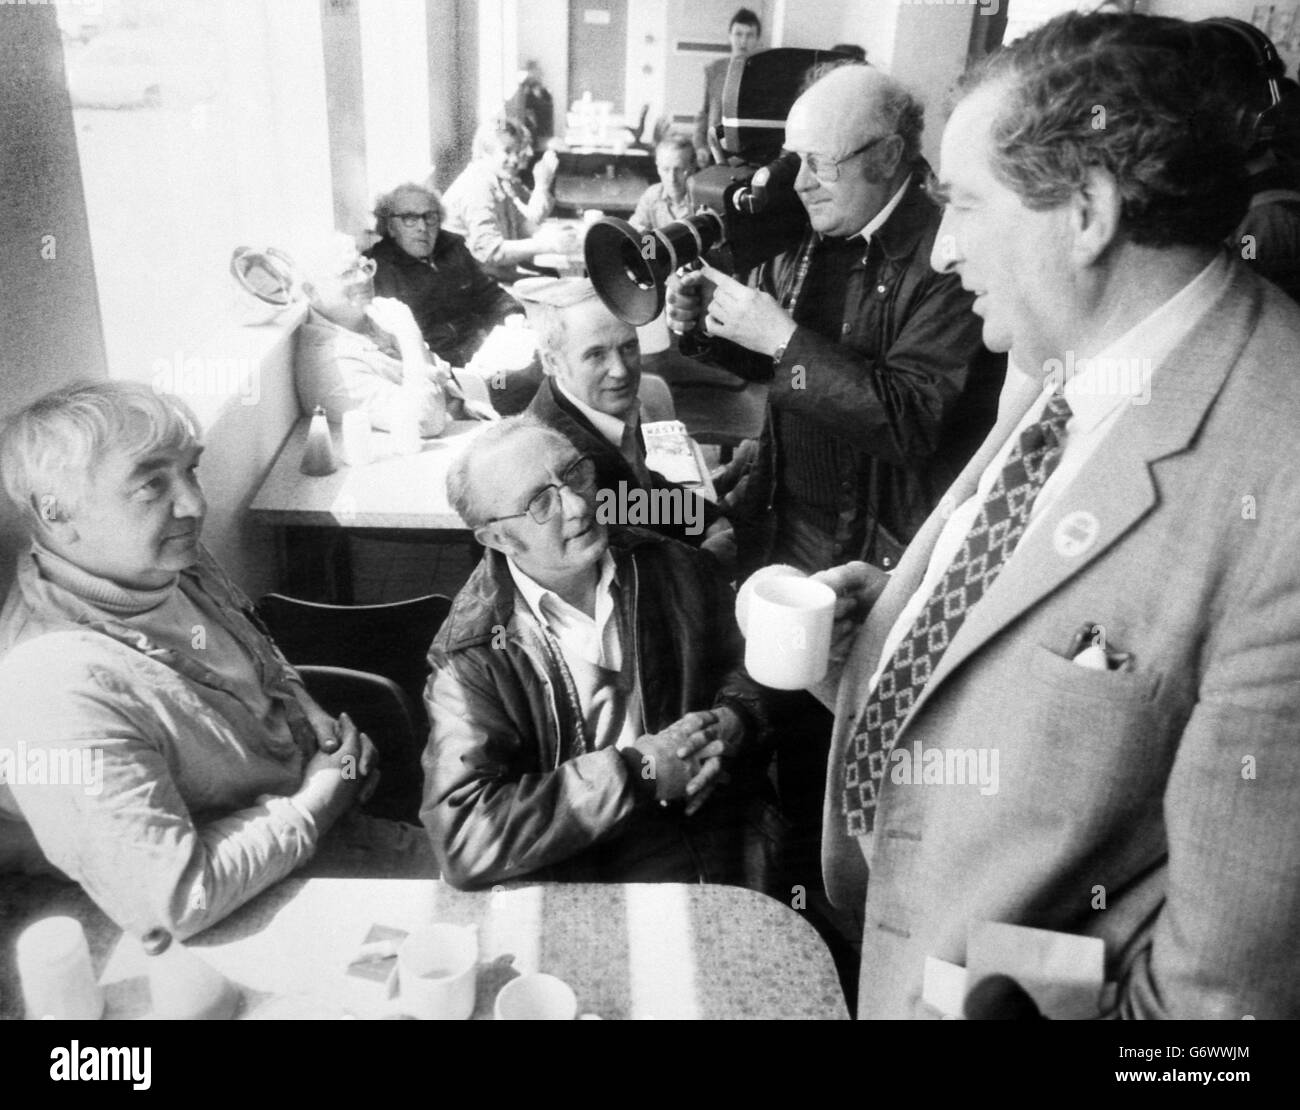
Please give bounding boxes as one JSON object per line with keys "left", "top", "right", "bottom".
{"left": 630, "top": 135, "right": 696, "bottom": 231}
{"left": 364, "top": 182, "right": 525, "bottom": 365}
{"left": 522, "top": 278, "right": 719, "bottom": 545}
{"left": 443, "top": 116, "right": 565, "bottom": 284}
{"left": 0, "top": 381, "right": 432, "bottom": 939}
{"left": 295, "top": 231, "right": 466, "bottom": 435}
{"left": 422, "top": 417, "right": 777, "bottom": 889}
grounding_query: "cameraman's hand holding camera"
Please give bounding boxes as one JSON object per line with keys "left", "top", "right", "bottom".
{"left": 666, "top": 267, "right": 712, "bottom": 335}
{"left": 695, "top": 264, "right": 797, "bottom": 358}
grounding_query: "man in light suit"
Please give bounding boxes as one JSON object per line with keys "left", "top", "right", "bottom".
{"left": 812, "top": 11, "right": 1300, "bottom": 1019}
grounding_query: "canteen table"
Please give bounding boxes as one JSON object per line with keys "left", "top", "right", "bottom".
{"left": 1, "top": 874, "right": 849, "bottom": 1020}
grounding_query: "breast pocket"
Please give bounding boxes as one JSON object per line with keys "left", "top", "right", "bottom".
{"left": 1028, "top": 643, "right": 1161, "bottom": 706}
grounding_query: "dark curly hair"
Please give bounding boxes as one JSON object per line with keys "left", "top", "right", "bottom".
{"left": 965, "top": 12, "right": 1250, "bottom": 248}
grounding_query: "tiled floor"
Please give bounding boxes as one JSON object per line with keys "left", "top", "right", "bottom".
{"left": 348, "top": 536, "right": 481, "bottom": 605}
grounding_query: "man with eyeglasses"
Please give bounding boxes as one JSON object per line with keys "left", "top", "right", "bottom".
{"left": 666, "top": 63, "right": 1002, "bottom": 934}
{"left": 422, "top": 416, "right": 779, "bottom": 890}
{"left": 295, "top": 231, "right": 463, "bottom": 436}
{"left": 364, "top": 182, "right": 524, "bottom": 368}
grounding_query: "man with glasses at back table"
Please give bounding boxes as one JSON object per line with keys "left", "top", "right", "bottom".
{"left": 365, "top": 182, "right": 524, "bottom": 368}
{"left": 421, "top": 416, "right": 781, "bottom": 890}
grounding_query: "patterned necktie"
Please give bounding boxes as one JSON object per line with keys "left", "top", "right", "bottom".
{"left": 842, "top": 393, "right": 1073, "bottom": 836}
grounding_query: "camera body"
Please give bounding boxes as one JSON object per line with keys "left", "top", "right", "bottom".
{"left": 585, "top": 48, "right": 845, "bottom": 325}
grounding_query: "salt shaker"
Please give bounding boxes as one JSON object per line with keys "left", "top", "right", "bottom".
{"left": 16, "top": 916, "right": 105, "bottom": 1020}
{"left": 300, "top": 406, "right": 338, "bottom": 475}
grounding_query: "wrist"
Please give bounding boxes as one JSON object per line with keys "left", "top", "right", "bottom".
{"left": 620, "top": 744, "right": 657, "bottom": 802}
{"left": 771, "top": 323, "right": 798, "bottom": 364}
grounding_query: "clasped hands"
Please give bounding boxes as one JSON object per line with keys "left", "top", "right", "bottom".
{"left": 627, "top": 706, "right": 745, "bottom": 817}
{"left": 666, "top": 264, "right": 796, "bottom": 358}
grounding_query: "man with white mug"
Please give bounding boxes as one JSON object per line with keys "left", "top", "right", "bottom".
{"left": 811, "top": 12, "right": 1300, "bottom": 1019}
{"left": 424, "top": 416, "right": 780, "bottom": 890}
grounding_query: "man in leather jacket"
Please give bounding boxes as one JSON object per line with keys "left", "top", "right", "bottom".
{"left": 421, "top": 417, "right": 777, "bottom": 890}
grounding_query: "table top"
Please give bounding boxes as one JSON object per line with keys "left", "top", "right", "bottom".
{"left": 250, "top": 414, "right": 721, "bottom": 531}
{"left": 249, "top": 419, "right": 486, "bottom": 532}
{"left": 2, "top": 875, "right": 848, "bottom": 1020}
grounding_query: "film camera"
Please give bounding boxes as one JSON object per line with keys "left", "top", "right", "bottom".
{"left": 584, "top": 48, "right": 850, "bottom": 325}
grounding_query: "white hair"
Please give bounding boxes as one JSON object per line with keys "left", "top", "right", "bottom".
{"left": 0, "top": 380, "right": 201, "bottom": 527}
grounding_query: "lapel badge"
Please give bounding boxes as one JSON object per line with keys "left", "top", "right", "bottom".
{"left": 1054, "top": 510, "right": 1100, "bottom": 558}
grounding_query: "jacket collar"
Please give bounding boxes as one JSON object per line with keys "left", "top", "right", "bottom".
{"left": 868, "top": 165, "right": 939, "bottom": 262}
{"left": 368, "top": 229, "right": 467, "bottom": 268}
{"left": 435, "top": 527, "right": 668, "bottom": 653}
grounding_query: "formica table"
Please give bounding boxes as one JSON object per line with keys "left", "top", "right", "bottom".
{"left": 250, "top": 418, "right": 486, "bottom": 533}
{"left": 248, "top": 418, "right": 487, "bottom": 601}
{"left": 249, "top": 413, "right": 722, "bottom": 601}
{"left": 1, "top": 875, "right": 849, "bottom": 1020}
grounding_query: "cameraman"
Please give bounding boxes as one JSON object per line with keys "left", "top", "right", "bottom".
{"left": 669, "top": 63, "right": 1001, "bottom": 580}
{"left": 667, "top": 64, "right": 1002, "bottom": 913}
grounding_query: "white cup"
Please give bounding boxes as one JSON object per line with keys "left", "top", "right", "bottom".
{"left": 494, "top": 973, "right": 578, "bottom": 1020}
{"left": 340, "top": 409, "right": 373, "bottom": 467}
{"left": 16, "top": 916, "right": 105, "bottom": 1020}
{"left": 397, "top": 924, "right": 478, "bottom": 1020}
{"left": 742, "top": 575, "right": 835, "bottom": 690}
{"left": 582, "top": 208, "right": 605, "bottom": 226}
{"left": 734, "top": 564, "right": 806, "bottom": 636}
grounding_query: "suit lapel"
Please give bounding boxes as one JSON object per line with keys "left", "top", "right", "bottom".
{"left": 850, "top": 367, "right": 1044, "bottom": 675}
{"left": 895, "top": 261, "right": 1260, "bottom": 727}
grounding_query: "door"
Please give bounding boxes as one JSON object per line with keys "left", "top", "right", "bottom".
{"left": 569, "top": 0, "right": 628, "bottom": 111}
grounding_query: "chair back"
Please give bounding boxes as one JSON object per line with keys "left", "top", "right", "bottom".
{"left": 257, "top": 593, "right": 451, "bottom": 718}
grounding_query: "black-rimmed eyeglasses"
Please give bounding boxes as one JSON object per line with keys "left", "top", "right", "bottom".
{"left": 393, "top": 210, "right": 440, "bottom": 228}
{"left": 482, "top": 456, "right": 599, "bottom": 526}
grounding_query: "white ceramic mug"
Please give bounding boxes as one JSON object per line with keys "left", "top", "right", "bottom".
{"left": 742, "top": 575, "right": 836, "bottom": 690}
{"left": 16, "top": 916, "right": 105, "bottom": 1020}
{"left": 397, "top": 924, "right": 478, "bottom": 1020}
{"left": 494, "top": 973, "right": 578, "bottom": 1020}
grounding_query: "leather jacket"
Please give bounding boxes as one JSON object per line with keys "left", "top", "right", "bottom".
{"left": 700, "top": 169, "right": 1005, "bottom": 576}
{"left": 420, "top": 528, "right": 774, "bottom": 889}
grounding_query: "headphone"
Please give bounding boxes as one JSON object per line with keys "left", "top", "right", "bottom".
{"left": 1199, "top": 17, "right": 1286, "bottom": 150}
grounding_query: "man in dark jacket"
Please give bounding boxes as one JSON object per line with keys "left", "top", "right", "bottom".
{"left": 668, "top": 63, "right": 1003, "bottom": 912}
{"left": 670, "top": 63, "right": 1003, "bottom": 579}
{"left": 365, "top": 182, "right": 524, "bottom": 368}
{"left": 421, "top": 417, "right": 775, "bottom": 890}
{"left": 522, "top": 277, "right": 719, "bottom": 545}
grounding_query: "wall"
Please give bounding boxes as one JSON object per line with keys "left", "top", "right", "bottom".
{"left": 0, "top": 3, "right": 109, "bottom": 599}
{"left": 890, "top": 2, "right": 984, "bottom": 167}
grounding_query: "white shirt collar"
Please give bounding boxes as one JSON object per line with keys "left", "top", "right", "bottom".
{"left": 853, "top": 178, "right": 910, "bottom": 243}
{"left": 1052, "top": 252, "right": 1230, "bottom": 433}
{"left": 554, "top": 377, "right": 639, "bottom": 448}
{"left": 507, "top": 550, "right": 618, "bottom": 630}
